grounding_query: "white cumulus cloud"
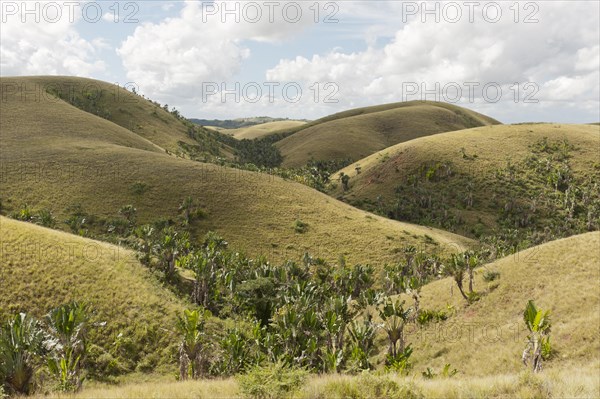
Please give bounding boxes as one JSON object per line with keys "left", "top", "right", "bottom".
{"left": 266, "top": 1, "right": 600, "bottom": 122}
{"left": 0, "top": 1, "right": 106, "bottom": 76}
{"left": 116, "top": 0, "right": 318, "bottom": 102}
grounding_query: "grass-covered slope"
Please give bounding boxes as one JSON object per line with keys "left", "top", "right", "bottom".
{"left": 406, "top": 231, "right": 600, "bottom": 376}
{"left": 214, "top": 120, "right": 307, "bottom": 140}
{"left": 330, "top": 123, "right": 600, "bottom": 245}
{"left": 0, "top": 77, "right": 471, "bottom": 266}
{"left": 2, "top": 76, "right": 234, "bottom": 158}
{"left": 0, "top": 216, "right": 185, "bottom": 373}
{"left": 274, "top": 101, "right": 500, "bottom": 167}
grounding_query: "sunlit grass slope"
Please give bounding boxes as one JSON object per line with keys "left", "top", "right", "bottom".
{"left": 2, "top": 76, "right": 232, "bottom": 157}
{"left": 330, "top": 123, "right": 600, "bottom": 238}
{"left": 0, "top": 216, "right": 186, "bottom": 372}
{"left": 220, "top": 120, "right": 307, "bottom": 140}
{"left": 275, "top": 101, "right": 500, "bottom": 167}
{"left": 0, "top": 77, "right": 471, "bottom": 266}
{"left": 405, "top": 231, "right": 600, "bottom": 375}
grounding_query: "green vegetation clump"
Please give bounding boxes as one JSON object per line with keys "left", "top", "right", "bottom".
{"left": 0, "top": 302, "right": 91, "bottom": 395}
{"left": 294, "top": 219, "right": 308, "bottom": 233}
{"left": 130, "top": 181, "right": 150, "bottom": 195}
{"left": 235, "top": 138, "right": 283, "bottom": 167}
{"left": 522, "top": 300, "right": 552, "bottom": 372}
{"left": 422, "top": 363, "right": 458, "bottom": 379}
{"left": 0, "top": 313, "right": 46, "bottom": 395}
{"left": 483, "top": 270, "right": 501, "bottom": 282}
{"left": 237, "top": 362, "right": 307, "bottom": 399}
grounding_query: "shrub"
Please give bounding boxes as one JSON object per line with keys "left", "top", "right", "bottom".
{"left": 483, "top": 270, "right": 501, "bottom": 282}
{"left": 131, "top": 181, "right": 150, "bottom": 195}
{"left": 237, "top": 362, "right": 307, "bottom": 399}
{"left": 421, "top": 363, "right": 458, "bottom": 379}
{"left": 12, "top": 204, "right": 33, "bottom": 221}
{"left": 65, "top": 204, "right": 90, "bottom": 236}
{"left": 105, "top": 218, "right": 131, "bottom": 235}
{"left": 416, "top": 309, "right": 448, "bottom": 326}
{"left": 87, "top": 347, "right": 124, "bottom": 377}
{"left": 384, "top": 346, "right": 413, "bottom": 374}
{"left": 294, "top": 219, "right": 308, "bottom": 234}
{"left": 36, "top": 209, "right": 56, "bottom": 227}
{"left": 467, "top": 291, "right": 481, "bottom": 303}
{"left": 0, "top": 313, "right": 46, "bottom": 395}
{"left": 522, "top": 300, "right": 551, "bottom": 372}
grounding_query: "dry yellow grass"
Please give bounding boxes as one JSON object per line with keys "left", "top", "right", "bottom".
{"left": 275, "top": 101, "right": 500, "bottom": 167}
{"left": 4, "top": 222, "right": 598, "bottom": 398}
{"left": 0, "top": 77, "right": 471, "bottom": 267}
{"left": 335, "top": 123, "right": 599, "bottom": 184}
{"left": 26, "top": 363, "right": 600, "bottom": 398}
{"left": 329, "top": 123, "right": 600, "bottom": 236}
{"left": 2, "top": 76, "right": 211, "bottom": 154}
{"left": 27, "top": 378, "right": 238, "bottom": 399}
{"left": 402, "top": 231, "right": 600, "bottom": 376}
{"left": 302, "top": 365, "right": 600, "bottom": 399}
{"left": 0, "top": 216, "right": 186, "bottom": 369}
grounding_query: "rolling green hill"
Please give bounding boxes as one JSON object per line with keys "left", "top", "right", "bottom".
{"left": 2, "top": 76, "right": 598, "bottom": 398}
{"left": 329, "top": 123, "right": 600, "bottom": 248}
{"left": 4, "top": 76, "right": 235, "bottom": 159}
{"left": 0, "top": 216, "right": 186, "bottom": 373}
{"left": 274, "top": 101, "right": 501, "bottom": 167}
{"left": 0, "top": 76, "right": 471, "bottom": 267}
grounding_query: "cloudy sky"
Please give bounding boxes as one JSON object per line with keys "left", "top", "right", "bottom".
{"left": 1, "top": 1, "right": 599, "bottom": 122}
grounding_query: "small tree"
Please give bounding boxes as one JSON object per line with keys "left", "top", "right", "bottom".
{"left": 348, "top": 314, "right": 376, "bottom": 371}
{"left": 177, "top": 309, "right": 211, "bottom": 380}
{"left": 378, "top": 298, "right": 411, "bottom": 362}
{"left": 0, "top": 313, "right": 46, "bottom": 395}
{"left": 45, "top": 302, "right": 90, "bottom": 391}
{"left": 178, "top": 196, "right": 199, "bottom": 226}
{"left": 14, "top": 204, "right": 33, "bottom": 221}
{"left": 118, "top": 205, "right": 137, "bottom": 226}
{"left": 133, "top": 225, "right": 155, "bottom": 266}
{"left": 36, "top": 209, "right": 56, "bottom": 228}
{"left": 444, "top": 253, "right": 468, "bottom": 301}
{"left": 320, "top": 295, "right": 356, "bottom": 372}
{"left": 340, "top": 173, "right": 350, "bottom": 191}
{"left": 154, "top": 227, "right": 190, "bottom": 279}
{"left": 522, "top": 300, "right": 551, "bottom": 372}
{"left": 462, "top": 251, "right": 480, "bottom": 295}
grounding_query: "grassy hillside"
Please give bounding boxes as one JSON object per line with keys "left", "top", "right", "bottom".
{"left": 0, "top": 217, "right": 186, "bottom": 373}
{"left": 0, "top": 77, "right": 471, "bottom": 267}
{"left": 19, "top": 232, "right": 600, "bottom": 399}
{"left": 2, "top": 76, "right": 235, "bottom": 159}
{"left": 274, "top": 101, "right": 500, "bottom": 167}
{"left": 330, "top": 124, "right": 600, "bottom": 248}
{"left": 219, "top": 120, "right": 307, "bottom": 140}
{"left": 404, "top": 231, "right": 600, "bottom": 376}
